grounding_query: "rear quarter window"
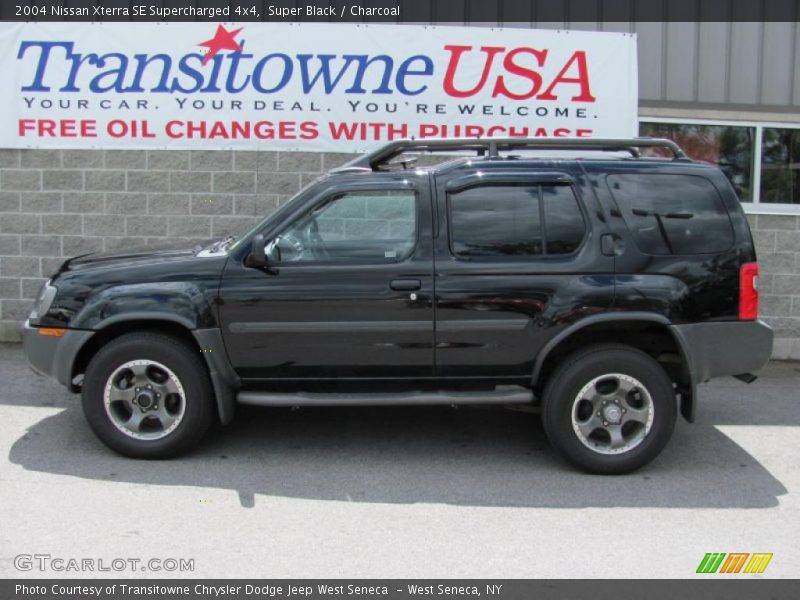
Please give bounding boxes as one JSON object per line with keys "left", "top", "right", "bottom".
{"left": 606, "top": 173, "right": 734, "bottom": 255}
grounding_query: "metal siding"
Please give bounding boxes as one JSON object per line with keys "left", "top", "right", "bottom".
{"left": 567, "top": 22, "right": 601, "bottom": 32}
{"left": 665, "top": 21, "right": 698, "bottom": 102}
{"left": 761, "top": 22, "right": 796, "bottom": 106}
{"left": 600, "top": 22, "right": 634, "bottom": 34}
{"left": 501, "top": 22, "right": 533, "bottom": 30}
{"left": 728, "top": 22, "right": 762, "bottom": 105}
{"left": 505, "top": 1, "right": 799, "bottom": 109}
{"left": 696, "top": 21, "right": 730, "bottom": 103}
{"left": 793, "top": 22, "right": 800, "bottom": 105}
{"left": 535, "top": 22, "right": 567, "bottom": 31}
{"left": 635, "top": 21, "right": 666, "bottom": 100}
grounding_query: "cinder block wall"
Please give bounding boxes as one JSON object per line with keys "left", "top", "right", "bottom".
{"left": 0, "top": 148, "right": 354, "bottom": 342}
{"left": 750, "top": 214, "right": 800, "bottom": 359}
{"left": 1, "top": 148, "right": 799, "bottom": 358}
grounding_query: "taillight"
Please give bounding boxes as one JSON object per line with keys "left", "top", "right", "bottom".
{"left": 739, "top": 262, "right": 759, "bottom": 320}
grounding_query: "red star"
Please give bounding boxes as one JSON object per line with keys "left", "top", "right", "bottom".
{"left": 199, "top": 25, "right": 243, "bottom": 65}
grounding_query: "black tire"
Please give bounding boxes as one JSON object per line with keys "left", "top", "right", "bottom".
{"left": 541, "top": 343, "right": 677, "bottom": 475}
{"left": 82, "top": 331, "right": 215, "bottom": 459}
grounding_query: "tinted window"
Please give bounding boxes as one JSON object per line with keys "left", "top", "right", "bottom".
{"left": 449, "top": 184, "right": 584, "bottom": 259}
{"left": 450, "top": 185, "right": 542, "bottom": 258}
{"left": 607, "top": 173, "right": 733, "bottom": 255}
{"left": 543, "top": 184, "right": 585, "bottom": 254}
{"left": 276, "top": 190, "right": 416, "bottom": 263}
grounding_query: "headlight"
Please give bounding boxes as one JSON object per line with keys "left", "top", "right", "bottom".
{"left": 29, "top": 280, "right": 58, "bottom": 324}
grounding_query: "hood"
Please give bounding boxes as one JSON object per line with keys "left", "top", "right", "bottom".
{"left": 57, "top": 239, "right": 214, "bottom": 273}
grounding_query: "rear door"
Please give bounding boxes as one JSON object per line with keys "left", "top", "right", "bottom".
{"left": 432, "top": 165, "right": 615, "bottom": 380}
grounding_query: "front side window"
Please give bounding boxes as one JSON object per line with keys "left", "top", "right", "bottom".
{"left": 760, "top": 127, "right": 800, "bottom": 205}
{"left": 607, "top": 173, "right": 734, "bottom": 255}
{"left": 449, "top": 183, "right": 585, "bottom": 259}
{"left": 273, "top": 190, "right": 416, "bottom": 263}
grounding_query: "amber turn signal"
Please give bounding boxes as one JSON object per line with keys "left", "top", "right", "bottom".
{"left": 37, "top": 328, "right": 65, "bottom": 337}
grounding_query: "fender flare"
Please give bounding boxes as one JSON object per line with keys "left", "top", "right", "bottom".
{"left": 531, "top": 312, "right": 697, "bottom": 422}
{"left": 60, "top": 313, "right": 203, "bottom": 388}
{"left": 68, "top": 313, "right": 239, "bottom": 426}
{"left": 93, "top": 318, "right": 239, "bottom": 425}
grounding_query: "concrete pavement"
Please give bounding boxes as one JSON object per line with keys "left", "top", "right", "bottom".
{"left": 0, "top": 343, "right": 798, "bottom": 578}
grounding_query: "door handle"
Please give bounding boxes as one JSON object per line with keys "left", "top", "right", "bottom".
{"left": 390, "top": 279, "right": 421, "bottom": 291}
{"left": 600, "top": 233, "right": 619, "bottom": 256}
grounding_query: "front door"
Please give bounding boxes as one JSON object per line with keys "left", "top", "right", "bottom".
{"left": 218, "top": 177, "right": 434, "bottom": 381}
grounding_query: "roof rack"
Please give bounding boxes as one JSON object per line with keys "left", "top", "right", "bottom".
{"left": 345, "top": 137, "right": 688, "bottom": 171}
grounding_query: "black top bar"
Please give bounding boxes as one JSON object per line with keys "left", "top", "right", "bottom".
{"left": 3, "top": 0, "right": 796, "bottom": 22}
{"left": 347, "top": 138, "right": 688, "bottom": 171}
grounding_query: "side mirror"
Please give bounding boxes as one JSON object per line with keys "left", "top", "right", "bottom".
{"left": 265, "top": 237, "right": 282, "bottom": 263}
{"left": 249, "top": 233, "right": 266, "bottom": 267}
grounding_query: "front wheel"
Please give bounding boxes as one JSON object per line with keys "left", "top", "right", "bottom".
{"left": 541, "top": 344, "right": 677, "bottom": 474}
{"left": 82, "top": 332, "right": 215, "bottom": 459}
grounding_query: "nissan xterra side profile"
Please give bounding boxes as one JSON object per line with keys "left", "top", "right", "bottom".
{"left": 22, "top": 138, "right": 773, "bottom": 474}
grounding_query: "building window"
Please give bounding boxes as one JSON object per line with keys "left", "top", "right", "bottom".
{"left": 760, "top": 128, "right": 800, "bottom": 205}
{"left": 639, "top": 121, "right": 755, "bottom": 203}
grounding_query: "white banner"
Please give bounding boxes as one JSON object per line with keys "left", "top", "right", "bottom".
{"left": 0, "top": 22, "right": 638, "bottom": 151}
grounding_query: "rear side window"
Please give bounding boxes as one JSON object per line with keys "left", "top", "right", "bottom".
{"left": 449, "top": 183, "right": 585, "bottom": 259}
{"left": 607, "top": 173, "right": 733, "bottom": 255}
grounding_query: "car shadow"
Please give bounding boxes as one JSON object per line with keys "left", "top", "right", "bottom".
{"left": 3, "top": 344, "right": 793, "bottom": 509}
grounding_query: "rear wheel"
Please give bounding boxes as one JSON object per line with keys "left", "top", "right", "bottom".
{"left": 82, "top": 332, "right": 214, "bottom": 458}
{"left": 541, "top": 344, "right": 677, "bottom": 474}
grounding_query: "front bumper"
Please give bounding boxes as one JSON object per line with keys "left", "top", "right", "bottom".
{"left": 669, "top": 319, "right": 774, "bottom": 383}
{"left": 22, "top": 320, "right": 95, "bottom": 388}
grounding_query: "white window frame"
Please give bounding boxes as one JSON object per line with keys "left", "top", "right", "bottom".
{"left": 639, "top": 116, "right": 800, "bottom": 215}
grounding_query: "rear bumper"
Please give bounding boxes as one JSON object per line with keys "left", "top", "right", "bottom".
{"left": 669, "top": 320, "right": 773, "bottom": 383}
{"left": 22, "top": 320, "right": 94, "bottom": 387}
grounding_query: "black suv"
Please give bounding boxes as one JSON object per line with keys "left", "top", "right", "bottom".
{"left": 22, "top": 138, "right": 773, "bottom": 474}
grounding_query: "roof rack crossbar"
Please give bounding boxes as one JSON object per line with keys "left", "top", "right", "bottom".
{"left": 345, "top": 137, "right": 687, "bottom": 171}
